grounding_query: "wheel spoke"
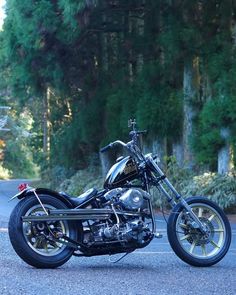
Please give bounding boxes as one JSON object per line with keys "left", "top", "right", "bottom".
{"left": 208, "top": 214, "right": 215, "bottom": 222}
{"left": 179, "top": 223, "right": 188, "bottom": 229}
{"left": 201, "top": 244, "right": 207, "bottom": 256}
{"left": 33, "top": 238, "right": 40, "bottom": 249}
{"left": 180, "top": 234, "right": 191, "bottom": 241}
{"left": 189, "top": 241, "right": 196, "bottom": 254}
{"left": 43, "top": 242, "right": 49, "bottom": 253}
{"left": 210, "top": 240, "right": 220, "bottom": 249}
{"left": 212, "top": 228, "right": 224, "bottom": 233}
{"left": 198, "top": 207, "right": 203, "bottom": 218}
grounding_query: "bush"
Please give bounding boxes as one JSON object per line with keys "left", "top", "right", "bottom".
{"left": 151, "top": 157, "right": 236, "bottom": 211}
{"left": 52, "top": 156, "right": 236, "bottom": 211}
{"left": 182, "top": 172, "right": 236, "bottom": 210}
{"left": 0, "top": 165, "right": 10, "bottom": 179}
{"left": 59, "top": 166, "right": 103, "bottom": 196}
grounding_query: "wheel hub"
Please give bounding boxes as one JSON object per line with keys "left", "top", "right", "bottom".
{"left": 35, "top": 222, "right": 46, "bottom": 231}
{"left": 23, "top": 205, "right": 69, "bottom": 256}
{"left": 184, "top": 217, "right": 214, "bottom": 246}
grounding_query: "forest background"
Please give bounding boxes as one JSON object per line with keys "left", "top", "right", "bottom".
{"left": 0, "top": 0, "right": 236, "bottom": 210}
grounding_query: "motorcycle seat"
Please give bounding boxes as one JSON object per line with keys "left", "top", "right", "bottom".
{"left": 60, "top": 188, "right": 97, "bottom": 207}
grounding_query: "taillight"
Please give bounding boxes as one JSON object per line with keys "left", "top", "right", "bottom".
{"left": 18, "top": 183, "right": 28, "bottom": 191}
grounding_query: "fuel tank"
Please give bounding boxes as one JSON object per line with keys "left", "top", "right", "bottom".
{"left": 104, "top": 156, "right": 138, "bottom": 189}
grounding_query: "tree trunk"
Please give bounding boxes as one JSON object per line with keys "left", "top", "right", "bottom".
{"left": 183, "top": 57, "right": 199, "bottom": 169}
{"left": 218, "top": 127, "right": 234, "bottom": 174}
{"left": 172, "top": 140, "right": 184, "bottom": 167}
{"left": 144, "top": 137, "right": 167, "bottom": 169}
{"left": 43, "top": 87, "right": 50, "bottom": 161}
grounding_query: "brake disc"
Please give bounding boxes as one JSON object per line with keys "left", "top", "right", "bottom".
{"left": 183, "top": 217, "right": 215, "bottom": 246}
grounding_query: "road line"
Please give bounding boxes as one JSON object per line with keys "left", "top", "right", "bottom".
{"left": 133, "top": 250, "right": 236, "bottom": 255}
{"left": 0, "top": 228, "right": 8, "bottom": 233}
{"left": 133, "top": 251, "right": 174, "bottom": 254}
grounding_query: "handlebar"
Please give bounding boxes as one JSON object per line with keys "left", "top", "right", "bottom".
{"left": 100, "top": 129, "right": 147, "bottom": 153}
{"left": 100, "top": 143, "right": 113, "bottom": 153}
{"left": 100, "top": 119, "right": 148, "bottom": 161}
{"left": 100, "top": 140, "right": 128, "bottom": 153}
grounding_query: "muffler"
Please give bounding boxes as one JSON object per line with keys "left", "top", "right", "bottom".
{"left": 21, "top": 208, "right": 112, "bottom": 222}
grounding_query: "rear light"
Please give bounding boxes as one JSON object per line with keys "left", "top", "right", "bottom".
{"left": 18, "top": 183, "right": 28, "bottom": 192}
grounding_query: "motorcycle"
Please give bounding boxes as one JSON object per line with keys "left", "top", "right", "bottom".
{"left": 8, "top": 119, "right": 231, "bottom": 268}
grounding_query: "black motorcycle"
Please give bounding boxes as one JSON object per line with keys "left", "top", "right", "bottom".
{"left": 8, "top": 120, "right": 231, "bottom": 268}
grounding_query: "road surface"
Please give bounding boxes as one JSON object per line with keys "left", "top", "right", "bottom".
{"left": 0, "top": 180, "right": 235, "bottom": 295}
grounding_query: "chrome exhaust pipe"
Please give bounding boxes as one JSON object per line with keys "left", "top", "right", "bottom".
{"left": 22, "top": 208, "right": 112, "bottom": 222}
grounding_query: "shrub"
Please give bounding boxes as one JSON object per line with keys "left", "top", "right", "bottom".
{"left": 59, "top": 167, "right": 103, "bottom": 196}
{"left": 151, "top": 157, "right": 236, "bottom": 211}
{"left": 182, "top": 172, "right": 236, "bottom": 210}
{"left": 0, "top": 165, "right": 10, "bottom": 179}
{"left": 56, "top": 156, "right": 236, "bottom": 211}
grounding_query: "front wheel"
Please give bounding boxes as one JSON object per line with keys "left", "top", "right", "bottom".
{"left": 167, "top": 197, "right": 231, "bottom": 267}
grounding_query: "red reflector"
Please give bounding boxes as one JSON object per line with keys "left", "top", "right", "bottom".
{"left": 18, "top": 183, "right": 28, "bottom": 191}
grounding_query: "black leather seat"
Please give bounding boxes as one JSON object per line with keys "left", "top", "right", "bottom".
{"left": 60, "top": 188, "right": 97, "bottom": 207}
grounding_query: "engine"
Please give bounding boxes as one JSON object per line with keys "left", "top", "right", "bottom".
{"left": 102, "top": 187, "right": 150, "bottom": 211}
{"left": 83, "top": 188, "right": 152, "bottom": 247}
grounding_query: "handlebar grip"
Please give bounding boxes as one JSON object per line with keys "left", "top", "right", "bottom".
{"left": 137, "top": 130, "right": 148, "bottom": 135}
{"left": 100, "top": 143, "right": 112, "bottom": 153}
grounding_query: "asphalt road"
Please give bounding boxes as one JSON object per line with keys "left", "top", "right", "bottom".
{"left": 0, "top": 180, "right": 235, "bottom": 295}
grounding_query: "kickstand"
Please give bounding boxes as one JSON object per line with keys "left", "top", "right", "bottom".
{"left": 109, "top": 251, "right": 133, "bottom": 264}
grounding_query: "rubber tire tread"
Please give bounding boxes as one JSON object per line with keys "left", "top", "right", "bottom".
{"left": 8, "top": 195, "right": 77, "bottom": 268}
{"left": 167, "top": 197, "right": 231, "bottom": 267}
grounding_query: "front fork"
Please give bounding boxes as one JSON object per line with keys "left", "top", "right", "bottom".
{"left": 146, "top": 156, "right": 207, "bottom": 234}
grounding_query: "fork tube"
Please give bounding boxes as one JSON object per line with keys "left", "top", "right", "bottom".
{"left": 162, "top": 177, "right": 181, "bottom": 200}
{"left": 148, "top": 198, "right": 156, "bottom": 233}
{"left": 157, "top": 183, "right": 176, "bottom": 207}
{"left": 148, "top": 156, "right": 181, "bottom": 199}
{"left": 144, "top": 172, "right": 156, "bottom": 233}
{"left": 147, "top": 156, "right": 207, "bottom": 232}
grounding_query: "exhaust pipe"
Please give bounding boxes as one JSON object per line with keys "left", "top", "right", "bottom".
{"left": 22, "top": 208, "right": 112, "bottom": 222}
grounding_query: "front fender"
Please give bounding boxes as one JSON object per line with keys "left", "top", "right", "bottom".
{"left": 10, "top": 187, "right": 74, "bottom": 209}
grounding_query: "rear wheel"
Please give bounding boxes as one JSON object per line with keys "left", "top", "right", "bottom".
{"left": 167, "top": 197, "right": 231, "bottom": 267}
{"left": 8, "top": 195, "right": 77, "bottom": 268}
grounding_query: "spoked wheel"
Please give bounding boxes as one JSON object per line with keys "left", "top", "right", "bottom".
{"left": 167, "top": 197, "right": 231, "bottom": 267}
{"left": 23, "top": 204, "right": 70, "bottom": 257}
{"left": 9, "top": 195, "right": 77, "bottom": 268}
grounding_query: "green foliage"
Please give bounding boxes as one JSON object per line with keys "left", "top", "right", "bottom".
{"left": 182, "top": 172, "right": 236, "bottom": 210}
{"left": 58, "top": 0, "right": 95, "bottom": 31}
{"left": 3, "top": 111, "right": 39, "bottom": 178}
{"left": 4, "top": 139, "right": 37, "bottom": 178}
{"left": 59, "top": 166, "right": 103, "bottom": 195}
{"left": 0, "top": 165, "right": 11, "bottom": 179}
{"left": 151, "top": 159, "right": 236, "bottom": 210}
{"left": 1, "top": 0, "right": 236, "bottom": 181}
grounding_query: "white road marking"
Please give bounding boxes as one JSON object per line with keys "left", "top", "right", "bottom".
{"left": 0, "top": 228, "right": 8, "bottom": 233}
{"left": 134, "top": 251, "right": 174, "bottom": 254}
{"left": 134, "top": 249, "right": 236, "bottom": 255}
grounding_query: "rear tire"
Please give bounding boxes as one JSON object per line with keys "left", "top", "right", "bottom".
{"left": 8, "top": 195, "right": 77, "bottom": 268}
{"left": 167, "top": 197, "right": 231, "bottom": 267}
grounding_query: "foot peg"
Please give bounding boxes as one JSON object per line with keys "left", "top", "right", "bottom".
{"left": 154, "top": 232, "right": 163, "bottom": 239}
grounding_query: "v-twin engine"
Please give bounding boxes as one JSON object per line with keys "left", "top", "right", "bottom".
{"left": 102, "top": 187, "right": 150, "bottom": 211}
{"left": 83, "top": 188, "right": 152, "bottom": 247}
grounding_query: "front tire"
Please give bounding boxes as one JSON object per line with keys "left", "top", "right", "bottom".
{"left": 167, "top": 197, "right": 231, "bottom": 267}
{"left": 8, "top": 195, "right": 77, "bottom": 268}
